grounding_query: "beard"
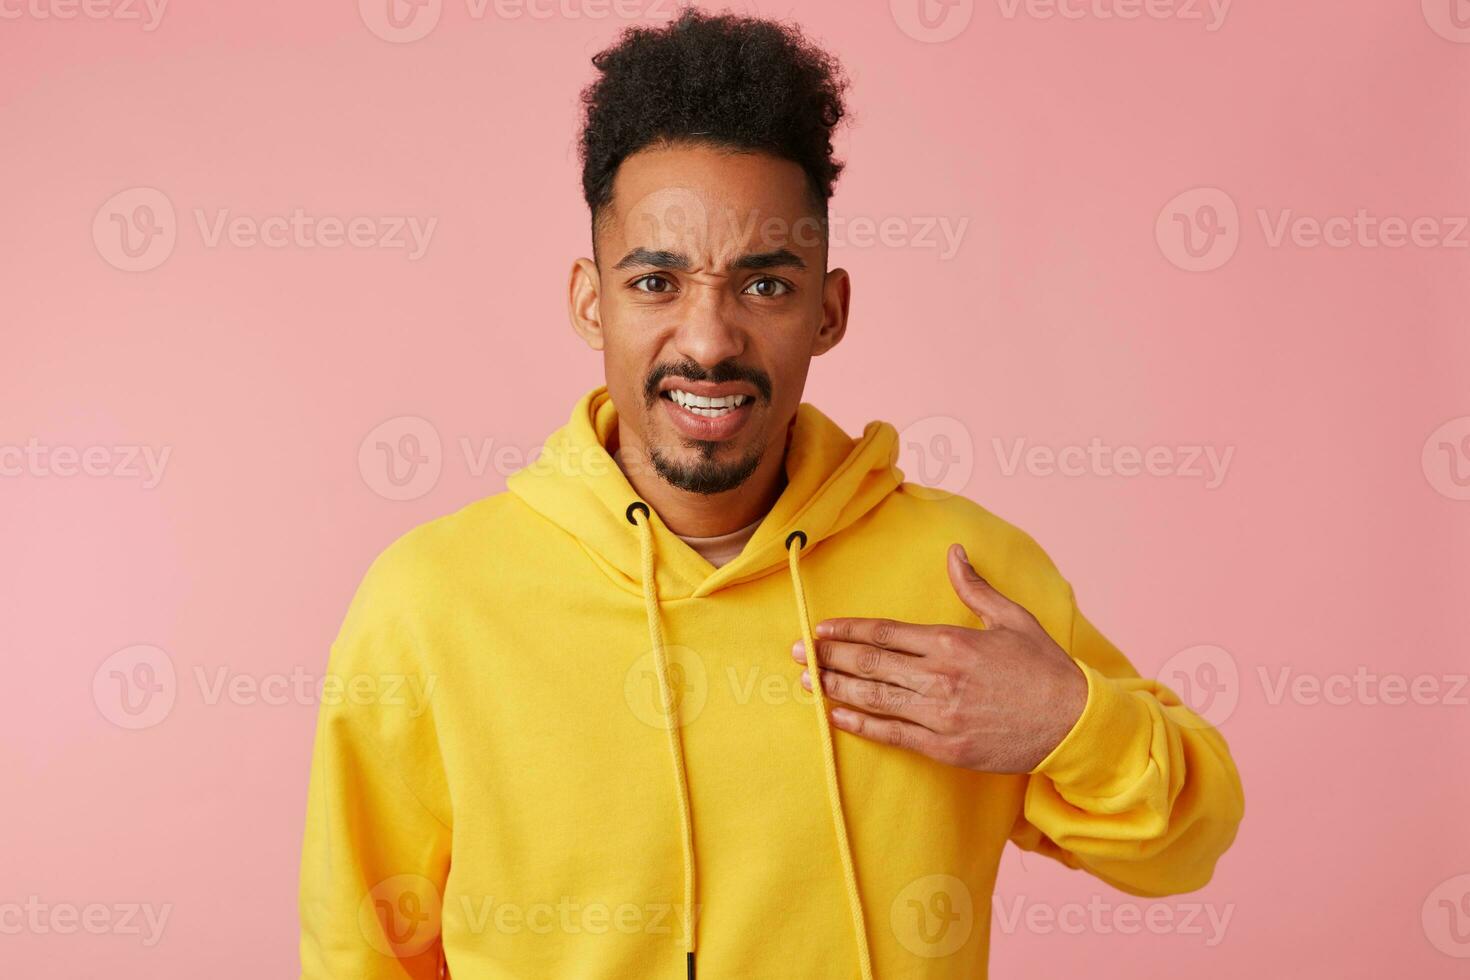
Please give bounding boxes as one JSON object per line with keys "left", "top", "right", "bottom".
{"left": 638, "top": 357, "right": 774, "bottom": 495}
{"left": 648, "top": 439, "right": 764, "bottom": 495}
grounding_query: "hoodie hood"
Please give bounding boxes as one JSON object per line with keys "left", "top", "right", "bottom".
{"left": 507, "top": 384, "right": 905, "bottom": 598}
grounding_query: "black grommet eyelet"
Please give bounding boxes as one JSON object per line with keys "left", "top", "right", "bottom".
{"left": 625, "top": 501, "right": 650, "bottom": 525}
{"left": 785, "top": 529, "right": 807, "bottom": 550}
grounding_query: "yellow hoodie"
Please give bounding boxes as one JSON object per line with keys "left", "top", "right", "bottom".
{"left": 298, "top": 385, "right": 1244, "bottom": 979}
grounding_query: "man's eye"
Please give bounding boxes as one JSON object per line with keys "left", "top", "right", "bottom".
{"left": 632, "top": 275, "right": 675, "bottom": 293}
{"left": 744, "top": 277, "right": 790, "bottom": 298}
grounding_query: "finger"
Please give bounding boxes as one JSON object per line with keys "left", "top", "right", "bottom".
{"left": 813, "top": 616, "right": 939, "bottom": 655}
{"left": 800, "top": 667, "right": 943, "bottom": 729}
{"left": 827, "top": 705, "right": 958, "bottom": 762}
{"left": 947, "top": 543, "right": 1021, "bottom": 628}
{"left": 792, "top": 638, "right": 928, "bottom": 693}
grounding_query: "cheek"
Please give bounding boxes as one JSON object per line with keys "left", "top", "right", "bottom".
{"left": 599, "top": 334, "right": 676, "bottom": 409}
{"left": 763, "top": 337, "right": 815, "bottom": 390}
{"left": 599, "top": 319, "right": 664, "bottom": 369}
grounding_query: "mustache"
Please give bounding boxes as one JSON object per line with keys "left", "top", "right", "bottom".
{"left": 643, "top": 359, "right": 773, "bottom": 404}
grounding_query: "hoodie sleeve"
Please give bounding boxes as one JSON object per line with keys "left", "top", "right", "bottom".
{"left": 1008, "top": 585, "right": 1245, "bottom": 897}
{"left": 298, "top": 548, "right": 453, "bottom": 979}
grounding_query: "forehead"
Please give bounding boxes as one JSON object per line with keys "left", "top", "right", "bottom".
{"left": 601, "top": 143, "right": 821, "bottom": 260}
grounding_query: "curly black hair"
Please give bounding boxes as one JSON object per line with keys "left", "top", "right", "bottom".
{"left": 577, "top": 5, "right": 850, "bottom": 252}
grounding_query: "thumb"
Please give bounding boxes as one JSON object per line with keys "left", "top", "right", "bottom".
{"left": 947, "top": 543, "right": 1014, "bottom": 628}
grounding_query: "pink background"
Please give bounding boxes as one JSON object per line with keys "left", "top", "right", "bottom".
{"left": 4, "top": 1, "right": 1468, "bottom": 976}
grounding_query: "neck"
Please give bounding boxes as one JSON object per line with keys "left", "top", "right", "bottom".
{"left": 611, "top": 418, "right": 793, "bottom": 537}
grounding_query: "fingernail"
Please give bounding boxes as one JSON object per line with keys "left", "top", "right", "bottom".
{"left": 815, "top": 622, "right": 832, "bottom": 637}
{"left": 799, "top": 670, "right": 810, "bottom": 687}
{"left": 956, "top": 544, "right": 970, "bottom": 564}
{"left": 831, "top": 707, "right": 856, "bottom": 726}
{"left": 792, "top": 641, "right": 806, "bottom": 662}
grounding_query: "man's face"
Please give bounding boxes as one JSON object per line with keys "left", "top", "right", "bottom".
{"left": 569, "top": 142, "right": 849, "bottom": 496}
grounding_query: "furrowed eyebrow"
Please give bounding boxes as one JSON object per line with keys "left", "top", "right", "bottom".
{"left": 732, "top": 248, "right": 806, "bottom": 272}
{"left": 612, "top": 248, "right": 689, "bottom": 271}
{"left": 611, "top": 247, "right": 808, "bottom": 273}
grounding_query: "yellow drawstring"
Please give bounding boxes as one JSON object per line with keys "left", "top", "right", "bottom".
{"left": 627, "top": 502, "right": 698, "bottom": 979}
{"left": 787, "top": 530, "right": 875, "bottom": 980}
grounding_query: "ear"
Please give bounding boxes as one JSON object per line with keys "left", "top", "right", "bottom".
{"left": 811, "top": 266, "right": 851, "bottom": 357}
{"left": 568, "top": 257, "right": 604, "bottom": 351}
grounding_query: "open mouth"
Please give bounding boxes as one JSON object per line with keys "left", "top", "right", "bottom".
{"left": 659, "top": 389, "right": 753, "bottom": 418}
{"left": 656, "top": 385, "right": 757, "bottom": 441}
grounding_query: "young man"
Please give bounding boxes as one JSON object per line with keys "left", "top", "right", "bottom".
{"left": 299, "top": 9, "right": 1244, "bottom": 978}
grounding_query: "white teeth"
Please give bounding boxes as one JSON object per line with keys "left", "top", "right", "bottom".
{"left": 667, "top": 389, "right": 749, "bottom": 414}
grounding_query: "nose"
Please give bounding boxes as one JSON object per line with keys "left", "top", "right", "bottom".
{"left": 671, "top": 284, "right": 746, "bottom": 370}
